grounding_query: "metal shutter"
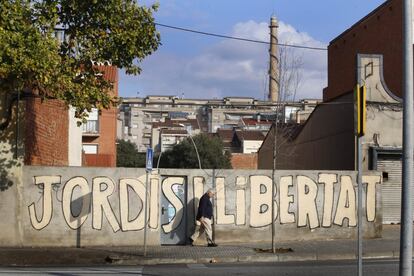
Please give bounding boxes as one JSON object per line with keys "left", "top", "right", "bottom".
{"left": 378, "top": 157, "right": 402, "bottom": 224}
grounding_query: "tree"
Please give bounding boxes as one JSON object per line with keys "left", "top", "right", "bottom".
{"left": 159, "top": 133, "right": 232, "bottom": 169}
{"left": 278, "top": 45, "right": 303, "bottom": 103}
{"left": 0, "top": 0, "right": 160, "bottom": 123}
{"left": 116, "top": 139, "right": 145, "bottom": 168}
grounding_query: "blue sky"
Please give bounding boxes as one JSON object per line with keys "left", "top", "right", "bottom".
{"left": 120, "top": 0, "right": 386, "bottom": 100}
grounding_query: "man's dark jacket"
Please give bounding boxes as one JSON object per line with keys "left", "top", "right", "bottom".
{"left": 196, "top": 193, "right": 213, "bottom": 220}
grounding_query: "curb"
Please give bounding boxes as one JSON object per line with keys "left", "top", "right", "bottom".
{"left": 108, "top": 251, "right": 399, "bottom": 266}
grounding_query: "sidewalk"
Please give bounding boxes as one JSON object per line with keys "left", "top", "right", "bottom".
{"left": 0, "top": 225, "right": 406, "bottom": 266}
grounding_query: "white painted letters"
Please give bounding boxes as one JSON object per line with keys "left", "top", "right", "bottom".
{"left": 279, "top": 176, "right": 295, "bottom": 224}
{"left": 27, "top": 172, "right": 380, "bottom": 233}
{"left": 92, "top": 177, "right": 120, "bottom": 232}
{"left": 29, "top": 176, "right": 60, "bottom": 230}
{"left": 297, "top": 176, "right": 319, "bottom": 229}
{"left": 334, "top": 176, "right": 357, "bottom": 227}
{"left": 119, "top": 178, "right": 146, "bottom": 231}
{"left": 319, "top": 174, "right": 337, "bottom": 227}
{"left": 362, "top": 175, "right": 381, "bottom": 222}
{"left": 250, "top": 175, "right": 273, "bottom": 227}
{"left": 62, "top": 177, "right": 91, "bottom": 229}
{"left": 216, "top": 177, "right": 235, "bottom": 225}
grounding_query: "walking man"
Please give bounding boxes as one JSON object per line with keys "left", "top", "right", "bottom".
{"left": 189, "top": 189, "right": 218, "bottom": 247}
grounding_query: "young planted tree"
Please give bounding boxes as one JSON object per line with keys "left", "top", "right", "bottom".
{"left": 0, "top": 0, "right": 160, "bottom": 125}
{"left": 278, "top": 45, "right": 303, "bottom": 103}
{"left": 270, "top": 42, "right": 304, "bottom": 253}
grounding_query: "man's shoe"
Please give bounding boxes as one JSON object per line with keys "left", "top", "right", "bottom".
{"left": 208, "top": 243, "right": 218, "bottom": 247}
{"left": 188, "top": 238, "right": 194, "bottom": 246}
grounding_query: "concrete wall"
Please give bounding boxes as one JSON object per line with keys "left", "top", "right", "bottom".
{"left": 0, "top": 166, "right": 382, "bottom": 247}
{"left": 0, "top": 92, "right": 24, "bottom": 246}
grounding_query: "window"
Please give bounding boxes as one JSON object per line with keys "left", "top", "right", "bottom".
{"left": 82, "top": 144, "right": 98, "bottom": 154}
{"left": 82, "top": 108, "right": 99, "bottom": 133}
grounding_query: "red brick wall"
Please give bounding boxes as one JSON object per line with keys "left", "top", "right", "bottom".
{"left": 82, "top": 108, "right": 117, "bottom": 167}
{"left": 83, "top": 153, "right": 114, "bottom": 167}
{"left": 82, "top": 66, "right": 118, "bottom": 167}
{"left": 324, "top": 0, "right": 402, "bottom": 101}
{"left": 231, "top": 153, "right": 258, "bottom": 170}
{"left": 25, "top": 98, "right": 68, "bottom": 166}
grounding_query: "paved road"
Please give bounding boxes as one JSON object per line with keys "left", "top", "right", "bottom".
{"left": 0, "top": 259, "right": 406, "bottom": 275}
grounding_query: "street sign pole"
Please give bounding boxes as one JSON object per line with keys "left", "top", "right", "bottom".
{"left": 400, "top": 1, "right": 413, "bottom": 275}
{"left": 355, "top": 84, "right": 366, "bottom": 276}
{"left": 143, "top": 148, "right": 153, "bottom": 257}
{"left": 357, "top": 135, "right": 362, "bottom": 276}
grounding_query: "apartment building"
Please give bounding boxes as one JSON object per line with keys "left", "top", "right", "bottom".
{"left": 118, "top": 96, "right": 318, "bottom": 153}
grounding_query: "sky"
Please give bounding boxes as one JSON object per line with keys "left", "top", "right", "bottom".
{"left": 120, "top": 0, "right": 386, "bottom": 100}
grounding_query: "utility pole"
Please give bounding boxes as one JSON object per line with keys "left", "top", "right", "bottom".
{"left": 399, "top": 0, "right": 413, "bottom": 275}
{"left": 269, "top": 16, "right": 279, "bottom": 103}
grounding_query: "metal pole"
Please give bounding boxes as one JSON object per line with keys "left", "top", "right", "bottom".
{"left": 400, "top": 0, "right": 413, "bottom": 275}
{"left": 188, "top": 135, "right": 202, "bottom": 169}
{"left": 143, "top": 171, "right": 149, "bottom": 257}
{"left": 271, "top": 123, "right": 277, "bottom": 254}
{"left": 212, "top": 169, "right": 216, "bottom": 242}
{"left": 357, "top": 136, "right": 363, "bottom": 276}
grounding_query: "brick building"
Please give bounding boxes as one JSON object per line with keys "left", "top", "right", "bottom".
{"left": 24, "top": 65, "right": 118, "bottom": 167}
{"left": 81, "top": 66, "right": 118, "bottom": 167}
{"left": 324, "top": 0, "right": 402, "bottom": 101}
{"left": 24, "top": 99, "right": 69, "bottom": 166}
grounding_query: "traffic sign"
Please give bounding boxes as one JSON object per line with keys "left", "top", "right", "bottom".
{"left": 146, "top": 148, "right": 153, "bottom": 171}
{"left": 354, "top": 84, "right": 366, "bottom": 137}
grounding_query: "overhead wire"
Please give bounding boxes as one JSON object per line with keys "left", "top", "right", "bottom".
{"left": 154, "top": 22, "right": 327, "bottom": 51}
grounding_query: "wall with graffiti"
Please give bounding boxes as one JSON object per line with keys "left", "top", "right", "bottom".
{"left": 0, "top": 166, "right": 382, "bottom": 247}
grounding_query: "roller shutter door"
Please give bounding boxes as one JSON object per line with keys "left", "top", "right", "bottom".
{"left": 377, "top": 156, "right": 402, "bottom": 224}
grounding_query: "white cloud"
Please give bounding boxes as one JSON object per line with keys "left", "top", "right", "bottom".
{"left": 120, "top": 20, "right": 327, "bottom": 100}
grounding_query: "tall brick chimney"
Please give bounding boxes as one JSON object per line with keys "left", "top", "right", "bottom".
{"left": 268, "top": 16, "right": 279, "bottom": 103}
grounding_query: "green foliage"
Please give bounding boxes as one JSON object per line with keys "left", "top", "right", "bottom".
{"left": 116, "top": 139, "right": 145, "bottom": 167}
{"left": 0, "top": 0, "right": 160, "bottom": 122}
{"left": 159, "top": 133, "right": 232, "bottom": 169}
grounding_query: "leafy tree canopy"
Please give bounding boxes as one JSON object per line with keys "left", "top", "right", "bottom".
{"left": 159, "top": 133, "right": 232, "bottom": 169}
{"left": 116, "top": 139, "right": 145, "bottom": 167}
{"left": 0, "top": 0, "right": 160, "bottom": 121}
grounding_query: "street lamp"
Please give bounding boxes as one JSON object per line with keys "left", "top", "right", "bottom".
{"left": 155, "top": 124, "right": 202, "bottom": 170}
{"left": 179, "top": 124, "right": 202, "bottom": 170}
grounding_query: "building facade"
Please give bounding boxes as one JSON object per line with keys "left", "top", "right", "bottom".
{"left": 118, "top": 96, "right": 318, "bottom": 153}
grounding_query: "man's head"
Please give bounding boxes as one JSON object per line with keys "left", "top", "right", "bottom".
{"left": 207, "top": 189, "right": 215, "bottom": 198}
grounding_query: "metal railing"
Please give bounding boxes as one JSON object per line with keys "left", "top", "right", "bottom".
{"left": 82, "top": 120, "right": 99, "bottom": 133}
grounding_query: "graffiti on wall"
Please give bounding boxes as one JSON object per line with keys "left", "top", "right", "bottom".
{"left": 28, "top": 173, "right": 381, "bottom": 233}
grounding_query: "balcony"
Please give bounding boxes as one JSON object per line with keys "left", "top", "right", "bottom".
{"left": 82, "top": 120, "right": 100, "bottom": 137}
